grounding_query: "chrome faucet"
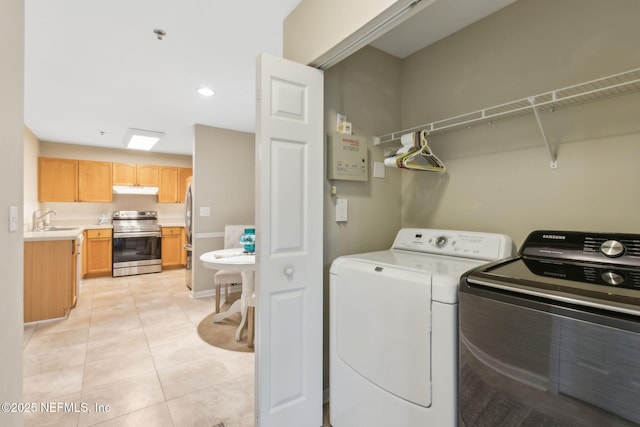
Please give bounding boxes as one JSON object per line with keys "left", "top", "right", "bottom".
{"left": 32, "top": 209, "right": 57, "bottom": 231}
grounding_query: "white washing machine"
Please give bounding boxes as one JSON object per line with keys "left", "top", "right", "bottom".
{"left": 330, "top": 228, "right": 513, "bottom": 427}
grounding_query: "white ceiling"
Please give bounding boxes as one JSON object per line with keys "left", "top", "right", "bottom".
{"left": 24, "top": 0, "right": 302, "bottom": 156}
{"left": 25, "top": 0, "right": 515, "bottom": 156}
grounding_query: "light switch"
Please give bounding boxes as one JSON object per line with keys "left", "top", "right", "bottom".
{"left": 373, "top": 161, "right": 385, "bottom": 178}
{"left": 336, "top": 199, "right": 348, "bottom": 222}
{"left": 200, "top": 206, "right": 211, "bottom": 217}
{"left": 8, "top": 206, "right": 18, "bottom": 232}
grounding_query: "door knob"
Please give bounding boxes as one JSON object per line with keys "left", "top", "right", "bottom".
{"left": 285, "top": 266, "right": 294, "bottom": 276}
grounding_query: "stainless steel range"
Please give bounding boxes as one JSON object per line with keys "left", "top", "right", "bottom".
{"left": 112, "top": 210, "right": 162, "bottom": 277}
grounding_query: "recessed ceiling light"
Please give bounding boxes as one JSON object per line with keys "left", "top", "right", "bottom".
{"left": 124, "top": 128, "right": 164, "bottom": 151}
{"left": 197, "top": 87, "right": 215, "bottom": 97}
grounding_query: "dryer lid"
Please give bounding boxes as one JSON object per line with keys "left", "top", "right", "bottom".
{"left": 331, "top": 250, "right": 486, "bottom": 303}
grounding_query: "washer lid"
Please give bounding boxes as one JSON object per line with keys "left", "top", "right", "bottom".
{"left": 466, "top": 257, "right": 640, "bottom": 317}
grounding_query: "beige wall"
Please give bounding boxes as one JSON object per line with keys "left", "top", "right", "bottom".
{"left": 324, "top": 46, "right": 403, "bottom": 264}
{"left": 398, "top": 0, "right": 640, "bottom": 247}
{"left": 323, "top": 46, "right": 402, "bottom": 388}
{"left": 1, "top": 0, "right": 23, "bottom": 424}
{"left": 321, "top": 0, "right": 640, "bottom": 393}
{"left": 24, "top": 127, "right": 40, "bottom": 226}
{"left": 192, "top": 125, "right": 255, "bottom": 294}
{"left": 28, "top": 141, "right": 193, "bottom": 226}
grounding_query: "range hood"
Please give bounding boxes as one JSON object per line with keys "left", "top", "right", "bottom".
{"left": 112, "top": 185, "right": 159, "bottom": 195}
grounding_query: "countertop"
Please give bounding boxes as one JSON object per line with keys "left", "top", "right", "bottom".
{"left": 24, "top": 224, "right": 112, "bottom": 242}
{"left": 160, "top": 221, "right": 186, "bottom": 227}
{"left": 23, "top": 222, "right": 185, "bottom": 242}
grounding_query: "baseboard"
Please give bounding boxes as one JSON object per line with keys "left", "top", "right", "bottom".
{"left": 191, "top": 288, "right": 214, "bottom": 298}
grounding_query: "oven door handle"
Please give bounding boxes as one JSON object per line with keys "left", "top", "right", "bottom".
{"left": 114, "top": 231, "right": 162, "bottom": 238}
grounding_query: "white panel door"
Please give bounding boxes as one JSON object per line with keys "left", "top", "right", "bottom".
{"left": 255, "top": 53, "right": 324, "bottom": 427}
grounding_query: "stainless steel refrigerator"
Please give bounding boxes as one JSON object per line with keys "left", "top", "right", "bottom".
{"left": 184, "top": 180, "right": 193, "bottom": 289}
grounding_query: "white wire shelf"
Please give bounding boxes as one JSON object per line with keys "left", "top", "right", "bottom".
{"left": 374, "top": 67, "right": 640, "bottom": 150}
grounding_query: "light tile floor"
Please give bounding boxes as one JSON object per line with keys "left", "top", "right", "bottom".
{"left": 23, "top": 269, "right": 255, "bottom": 427}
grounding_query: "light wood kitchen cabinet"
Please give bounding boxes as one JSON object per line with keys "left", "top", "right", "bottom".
{"left": 157, "top": 166, "right": 192, "bottom": 203}
{"left": 38, "top": 157, "right": 78, "bottom": 202}
{"left": 137, "top": 164, "right": 159, "bottom": 186}
{"left": 39, "top": 158, "right": 112, "bottom": 202}
{"left": 83, "top": 228, "right": 113, "bottom": 277}
{"left": 24, "top": 239, "right": 75, "bottom": 322}
{"left": 112, "top": 162, "right": 136, "bottom": 185}
{"left": 178, "top": 167, "right": 193, "bottom": 203}
{"left": 158, "top": 166, "right": 179, "bottom": 203}
{"left": 39, "top": 156, "right": 189, "bottom": 203}
{"left": 161, "top": 226, "right": 184, "bottom": 268}
{"left": 78, "top": 160, "right": 113, "bottom": 202}
{"left": 71, "top": 243, "right": 78, "bottom": 308}
{"left": 113, "top": 163, "right": 159, "bottom": 186}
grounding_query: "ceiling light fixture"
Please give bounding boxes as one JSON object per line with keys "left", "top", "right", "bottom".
{"left": 124, "top": 128, "right": 164, "bottom": 151}
{"left": 197, "top": 87, "right": 215, "bottom": 97}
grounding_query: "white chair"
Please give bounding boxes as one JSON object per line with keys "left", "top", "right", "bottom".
{"left": 214, "top": 225, "right": 253, "bottom": 314}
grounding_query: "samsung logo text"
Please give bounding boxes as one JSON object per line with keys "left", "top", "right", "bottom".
{"left": 542, "top": 234, "right": 566, "bottom": 240}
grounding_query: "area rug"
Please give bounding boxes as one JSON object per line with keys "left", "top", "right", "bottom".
{"left": 197, "top": 310, "right": 254, "bottom": 353}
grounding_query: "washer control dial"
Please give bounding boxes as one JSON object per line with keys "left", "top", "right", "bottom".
{"left": 601, "top": 271, "right": 624, "bottom": 286}
{"left": 600, "top": 240, "right": 625, "bottom": 258}
{"left": 435, "top": 236, "right": 448, "bottom": 248}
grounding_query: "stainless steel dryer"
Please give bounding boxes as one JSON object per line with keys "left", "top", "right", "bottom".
{"left": 460, "top": 230, "right": 640, "bottom": 427}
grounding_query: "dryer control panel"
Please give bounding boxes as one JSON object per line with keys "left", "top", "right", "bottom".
{"left": 392, "top": 228, "right": 513, "bottom": 261}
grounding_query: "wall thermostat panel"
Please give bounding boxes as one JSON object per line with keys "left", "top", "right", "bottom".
{"left": 327, "top": 133, "right": 368, "bottom": 181}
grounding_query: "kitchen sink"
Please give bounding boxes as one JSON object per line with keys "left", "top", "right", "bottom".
{"left": 36, "top": 226, "right": 78, "bottom": 232}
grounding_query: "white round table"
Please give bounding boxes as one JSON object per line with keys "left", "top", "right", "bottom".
{"left": 200, "top": 248, "right": 255, "bottom": 341}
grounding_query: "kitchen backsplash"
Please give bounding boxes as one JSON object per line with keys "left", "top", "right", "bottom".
{"left": 28, "top": 194, "right": 184, "bottom": 229}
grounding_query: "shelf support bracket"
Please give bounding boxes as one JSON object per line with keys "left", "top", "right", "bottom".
{"left": 528, "top": 97, "right": 558, "bottom": 169}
